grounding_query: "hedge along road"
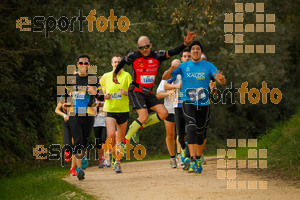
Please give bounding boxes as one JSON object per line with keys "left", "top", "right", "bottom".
{"left": 63, "top": 158, "right": 300, "bottom": 200}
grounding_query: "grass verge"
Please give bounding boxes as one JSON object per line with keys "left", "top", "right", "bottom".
{"left": 258, "top": 107, "right": 300, "bottom": 178}
{"left": 0, "top": 166, "right": 96, "bottom": 200}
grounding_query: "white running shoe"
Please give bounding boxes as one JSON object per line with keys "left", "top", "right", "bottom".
{"left": 177, "top": 154, "right": 183, "bottom": 166}
{"left": 170, "top": 157, "right": 177, "bottom": 168}
{"left": 105, "top": 153, "right": 112, "bottom": 167}
{"left": 201, "top": 154, "right": 207, "bottom": 165}
{"left": 114, "top": 162, "right": 122, "bottom": 173}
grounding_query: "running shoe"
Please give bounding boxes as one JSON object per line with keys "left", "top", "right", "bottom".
{"left": 105, "top": 153, "right": 112, "bottom": 167}
{"left": 132, "top": 131, "right": 140, "bottom": 144}
{"left": 76, "top": 167, "right": 85, "bottom": 180}
{"left": 81, "top": 157, "right": 88, "bottom": 169}
{"left": 114, "top": 162, "right": 122, "bottom": 173}
{"left": 188, "top": 160, "right": 196, "bottom": 173}
{"left": 70, "top": 167, "right": 77, "bottom": 176}
{"left": 117, "top": 141, "right": 127, "bottom": 156}
{"left": 104, "top": 159, "right": 108, "bottom": 167}
{"left": 65, "top": 151, "right": 71, "bottom": 162}
{"left": 181, "top": 148, "right": 187, "bottom": 163}
{"left": 98, "top": 159, "right": 104, "bottom": 168}
{"left": 170, "top": 157, "right": 177, "bottom": 168}
{"left": 183, "top": 157, "right": 190, "bottom": 170}
{"left": 177, "top": 154, "right": 183, "bottom": 166}
{"left": 201, "top": 154, "right": 207, "bottom": 165}
{"left": 196, "top": 159, "right": 203, "bottom": 174}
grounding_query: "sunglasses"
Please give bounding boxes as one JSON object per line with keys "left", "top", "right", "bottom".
{"left": 138, "top": 44, "right": 150, "bottom": 50}
{"left": 78, "top": 61, "right": 89, "bottom": 65}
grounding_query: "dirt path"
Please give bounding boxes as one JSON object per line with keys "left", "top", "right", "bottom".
{"left": 63, "top": 158, "right": 300, "bottom": 200}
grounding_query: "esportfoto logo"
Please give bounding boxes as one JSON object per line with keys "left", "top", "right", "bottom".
{"left": 33, "top": 138, "right": 147, "bottom": 167}
{"left": 16, "top": 9, "right": 130, "bottom": 38}
{"left": 168, "top": 81, "right": 283, "bottom": 107}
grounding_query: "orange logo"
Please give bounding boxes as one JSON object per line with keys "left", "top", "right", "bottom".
{"left": 16, "top": 17, "right": 31, "bottom": 31}
{"left": 140, "top": 64, "right": 144, "bottom": 67}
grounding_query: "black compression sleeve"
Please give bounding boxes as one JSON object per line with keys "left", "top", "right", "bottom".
{"left": 167, "top": 43, "right": 187, "bottom": 57}
{"left": 114, "top": 58, "right": 126, "bottom": 74}
{"left": 96, "top": 93, "right": 104, "bottom": 101}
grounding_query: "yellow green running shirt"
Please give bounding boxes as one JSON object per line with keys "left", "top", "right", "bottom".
{"left": 100, "top": 70, "right": 132, "bottom": 112}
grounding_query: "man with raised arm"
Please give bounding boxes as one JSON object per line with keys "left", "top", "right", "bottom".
{"left": 113, "top": 32, "right": 196, "bottom": 152}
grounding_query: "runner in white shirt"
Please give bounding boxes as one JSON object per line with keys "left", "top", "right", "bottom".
{"left": 93, "top": 100, "right": 107, "bottom": 168}
{"left": 156, "top": 79, "right": 181, "bottom": 168}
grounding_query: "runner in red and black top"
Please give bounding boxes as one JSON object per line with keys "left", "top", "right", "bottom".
{"left": 113, "top": 32, "right": 196, "bottom": 151}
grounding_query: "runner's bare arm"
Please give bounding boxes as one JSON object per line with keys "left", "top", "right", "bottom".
{"left": 162, "top": 59, "right": 181, "bottom": 80}
{"left": 156, "top": 91, "right": 171, "bottom": 99}
{"left": 164, "top": 81, "right": 182, "bottom": 90}
{"left": 55, "top": 102, "right": 69, "bottom": 122}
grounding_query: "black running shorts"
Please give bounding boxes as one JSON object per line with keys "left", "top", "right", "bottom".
{"left": 165, "top": 113, "right": 175, "bottom": 122}
{"left": 69, "top": 116, "right": 94, "bottom": 149}
{"left": 129, "top": 85, "right": 162, "bottom": 109}
{"left": 106, "top": 112, "right": 129, "bottom": 124}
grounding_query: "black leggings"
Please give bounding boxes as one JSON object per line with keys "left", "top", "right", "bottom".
{"left": 63, "top": 121, "right": 73, "bottom": 152}
{"left": 69, "top": 116, "right": 94, "bottom": 153}
{"left": 182, "top": 102, "right": 210, "bottom": 145}
{"left": 175, "top": 107, "right": 186, "bottom": 149}
{"left": 94, "top": 126, "right": 107, "bottom": 149}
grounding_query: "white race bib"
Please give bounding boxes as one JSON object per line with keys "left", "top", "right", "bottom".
{"left": 140, "top": 75, "right": 155, "bottom": 84}
{"left": 72, "top": 91, "right": 85, "bottom": 99}
{"left": 111, "top": 92, "right": 122, "bottom": 99}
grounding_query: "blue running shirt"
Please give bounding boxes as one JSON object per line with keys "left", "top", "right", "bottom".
{"left": 67, "top": 74, "right": 99, "bottom": 114}
{"left": 171, "top": 60, "right": 218, "bottom": 106}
